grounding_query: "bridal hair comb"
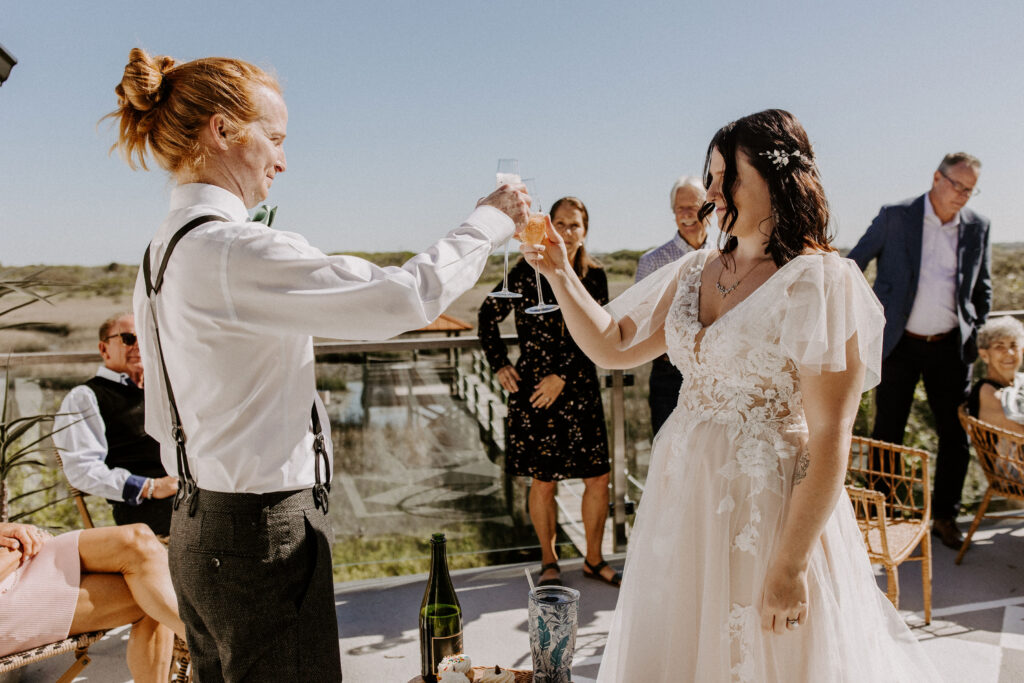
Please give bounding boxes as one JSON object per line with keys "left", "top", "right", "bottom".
{"left": 759, "top": 149, "right": 802, "bottom": 170}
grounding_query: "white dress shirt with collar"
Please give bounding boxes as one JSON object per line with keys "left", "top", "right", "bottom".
{"left": 53, "top": 366, "right": 147, "bottom": 503}
{"left": 905, "top": 194, "right": 960, "bottom": 337}
{"left": 134, "top": 183, "right": 513, "bottom": 495}
{"left": 635, "top": 233, "right": 707, "bottom": 283}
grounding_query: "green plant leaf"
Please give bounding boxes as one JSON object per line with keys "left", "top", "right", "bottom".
{"left": 4, "top": 414, "right": 55, "bottom": 445}
{"left": 5, "top": 420, "right": 77, "bottom": 460}
{"left": 537, "top": 616, "right": 550, "bottom": 650}
{"left": 9, "top": 483, "right": 57, "bottom": 504}
{"left": 6, "top": 460, "right": 46, "bottom": 470}
{"left": 9, "top": 492, "right": 75, "bottom": 522}
{"left": 550, "top": 635, "right": 569, "bottom": 669}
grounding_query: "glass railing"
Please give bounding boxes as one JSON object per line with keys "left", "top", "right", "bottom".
{"left": 1, "top": 336, "right": 643, "bottom": 582}
{"left": 10, "top": 311, "right": 1019, "bottom": 581}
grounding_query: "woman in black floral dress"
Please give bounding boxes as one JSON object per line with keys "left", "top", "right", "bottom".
{"left": 478, "top": 197, "right": 620, "bottom": 587}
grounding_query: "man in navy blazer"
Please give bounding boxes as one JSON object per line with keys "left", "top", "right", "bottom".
{"left": 848, "top": 152, "right": 991, "bottom": 549}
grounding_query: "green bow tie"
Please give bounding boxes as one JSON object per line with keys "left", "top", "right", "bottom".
{"left": 251, "top": 205, "right": 277, "bottom": 227}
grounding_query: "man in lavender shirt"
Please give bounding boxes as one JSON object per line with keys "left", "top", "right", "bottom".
{"left": 635, "top": 175, "right": 709, "bottom": 437}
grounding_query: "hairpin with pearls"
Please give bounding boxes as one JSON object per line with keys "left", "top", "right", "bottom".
{"left": 759, "top": 149, "right": 802, "bottom": 170}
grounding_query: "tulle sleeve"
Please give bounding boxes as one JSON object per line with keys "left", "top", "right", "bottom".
{"left": 604, "top": 250, "right": 706, "bottom": 349}
{"left": 777, "top": 253, "right": 885, "bottom": 392}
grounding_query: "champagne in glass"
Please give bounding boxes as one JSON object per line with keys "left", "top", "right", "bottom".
{"left": 521, "top": 185, "right": 559, "bottom": 315}
{"left": 488, "top": 159, "right": 523, "bottom": 299}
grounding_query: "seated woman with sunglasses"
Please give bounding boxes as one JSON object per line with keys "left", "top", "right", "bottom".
{"left": 54, "top": 314, "right": 178, "bottom": 536}
{"left": 0, "top": 522, "right": 185, "bottom": 682}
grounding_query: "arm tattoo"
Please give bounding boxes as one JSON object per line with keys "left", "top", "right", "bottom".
{"left": 793, "top": 450, "right": 810, "bottom": 486}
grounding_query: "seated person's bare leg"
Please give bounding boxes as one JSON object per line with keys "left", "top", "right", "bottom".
{"left": 74, "top": 524, "right": 185, "bottom": 638}
{"left": 70, "top": 572, "right": 173, "bottom": 683}
{"left": 126, "top": 613, "right": 175, "bottom": 683}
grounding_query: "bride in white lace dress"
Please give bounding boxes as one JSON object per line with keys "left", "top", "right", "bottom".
{"left": 522, "top": 110, "right": 942, "bottom": 682}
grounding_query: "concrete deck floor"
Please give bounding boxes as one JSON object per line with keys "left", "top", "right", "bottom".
{"left": 17, "top": 514, "right": 1024, "bottom": 683}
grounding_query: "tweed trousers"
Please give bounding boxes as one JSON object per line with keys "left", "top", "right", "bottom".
{"left": 168, "top": 488, "right": 342, "bottom": 682}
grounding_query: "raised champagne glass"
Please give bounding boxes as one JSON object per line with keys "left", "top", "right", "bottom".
{"left": 488, "top": 159, "right": 523, "bottom": 299}
{"left": 521, "top": 184, "right": 559, "bottom": 315}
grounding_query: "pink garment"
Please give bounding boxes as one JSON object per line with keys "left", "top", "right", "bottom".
{"left": 0, "top": 529, "right": 82, "bottom": 656}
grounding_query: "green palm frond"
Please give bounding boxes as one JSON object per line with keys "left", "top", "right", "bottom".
{"left": 9, "top": 492, "right": 75, "bottom": 522}
{"left": 0, "top": 273, "right": 78, "bottom": 522}
{"left": 2, "top": 413, "right": 56, "bottom": 446}
{"left": 9, "top": 483, "right": 57, "bottom": 505}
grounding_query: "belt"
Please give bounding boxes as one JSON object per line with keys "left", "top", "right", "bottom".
{"left": 184, "top": 487, "right": 316, "bottom": 514}
{"left": 904, "top": 330, "right": 953, "bottom": 343}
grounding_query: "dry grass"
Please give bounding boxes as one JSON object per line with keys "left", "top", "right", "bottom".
{"left": 3, "top": 244, "right": 1021, "bottom": 348}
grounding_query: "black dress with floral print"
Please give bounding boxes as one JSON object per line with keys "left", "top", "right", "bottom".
{"left": 477, "top": 259, "right": 610, "bottom": 481}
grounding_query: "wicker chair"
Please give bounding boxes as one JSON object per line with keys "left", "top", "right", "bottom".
{"left": 846, "top": 435, "right": 932, "bottom": 624}
{"left": 54, "top": 449, "right": 192, "bottom": 682}
{"left": 54, "top": 451, "right": 96, "bottom": 528}
{"left": 0, "top": 629, "right": 107, "bottom": 683}
{"left": 956, "top": 405, "right": 1024, "bottom": 565}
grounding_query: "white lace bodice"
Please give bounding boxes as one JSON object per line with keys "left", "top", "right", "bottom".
{"left": 664, "top": 251, "right": 808, "bottom": 499}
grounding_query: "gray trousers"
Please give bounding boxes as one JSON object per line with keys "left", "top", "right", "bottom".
{"left": 168, "top": 488, "right": 342, "bottom": 682}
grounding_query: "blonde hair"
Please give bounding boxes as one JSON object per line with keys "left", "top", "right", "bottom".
{"left": 104, "top": 48, "right": 281, "bottom": 174}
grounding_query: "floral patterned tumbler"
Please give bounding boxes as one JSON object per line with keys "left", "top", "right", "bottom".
{"left": 528, "top": 585, "right": 579, "bottom": 682}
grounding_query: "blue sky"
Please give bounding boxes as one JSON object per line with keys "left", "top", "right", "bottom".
{"left": 1, "top": 1, "right": 1022, "bottom": 265}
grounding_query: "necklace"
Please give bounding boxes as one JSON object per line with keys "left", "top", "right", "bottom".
{"left": 715, "top": 258, "right": 769, "bottom": 297}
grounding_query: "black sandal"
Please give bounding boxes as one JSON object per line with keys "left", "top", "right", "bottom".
{"left": 538, "top": 562, "right": 562, "bottom": 587}
{"left": 583, "top": 559, "right": 622, "bottom": 587}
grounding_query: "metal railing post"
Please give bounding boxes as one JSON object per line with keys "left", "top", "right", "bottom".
{"left": 486, "top": 399, "right": 495, "bottom": 442}
{"left": 609, "top": 369, "right": 628, "bottom": 551}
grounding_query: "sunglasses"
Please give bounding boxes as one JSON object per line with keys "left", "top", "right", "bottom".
{"left": 104, "top": 332, "right": 138, "bottom": 346}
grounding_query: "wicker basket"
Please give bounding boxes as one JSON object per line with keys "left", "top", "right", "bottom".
{"left": 408, "top": 668, "right": 532, "bottom": 683}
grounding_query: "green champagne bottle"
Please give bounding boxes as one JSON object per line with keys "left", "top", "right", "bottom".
{"left": 419, "top": 532, "right": 463, "bottom": 682}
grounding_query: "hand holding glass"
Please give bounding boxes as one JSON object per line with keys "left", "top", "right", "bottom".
{"left": 488, "top": 159, "right": 523, "bottom": 300}
{"left": 521, "top": 192, "right": 559, "bottom": 315}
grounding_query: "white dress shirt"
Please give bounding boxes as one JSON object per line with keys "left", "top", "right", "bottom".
{"left": 905, "top": 195, "right": 960, "bottom": 336}
{"left": 133, "top": 183, "right": 513, "bottom": 494}
{"left": 53, "top": 366, "right": 146, "bottom": 503}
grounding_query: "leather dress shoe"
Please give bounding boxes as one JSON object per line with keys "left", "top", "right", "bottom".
{"left": 932, "top": 517, "right": 964, "bottom": 549}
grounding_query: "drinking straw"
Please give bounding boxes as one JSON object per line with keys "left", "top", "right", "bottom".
{"left": 525, "top": 567, "right": 536, "bottom": 594}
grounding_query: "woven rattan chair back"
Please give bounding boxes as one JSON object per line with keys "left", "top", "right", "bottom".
{"left": 53, "top": 450, "right": 95, "bottom": 529}
{"left": 955, "top": 405, "right": 1024, "bottom": 564}
{"left": 846, "top": 435, "right": 932, "bottom": 623}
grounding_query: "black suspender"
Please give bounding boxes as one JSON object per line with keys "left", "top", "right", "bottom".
{"left": 143, "top": 215, "right": 331, "bottom": 515}
{"left": 143, "top": 215, "right": 225, "bottom": 514}
{"left": 310, "top": 404, "right": 331, "bottom": 513}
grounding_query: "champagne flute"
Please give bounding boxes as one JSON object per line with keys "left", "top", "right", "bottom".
{"left": 488, "top": 159, "right": 523, "bottom": 299}
{"left": 521, "top": 182, "right": 559, "bottom": 315}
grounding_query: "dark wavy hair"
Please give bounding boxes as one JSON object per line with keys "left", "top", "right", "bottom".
{"left": 698, "top": 109, "right": 834, "bottom": 266}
